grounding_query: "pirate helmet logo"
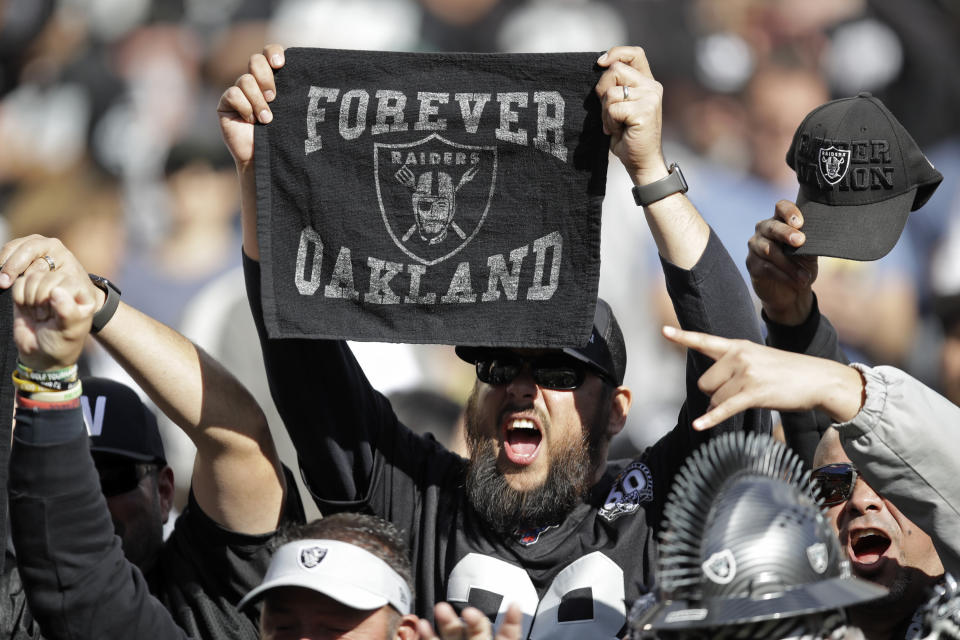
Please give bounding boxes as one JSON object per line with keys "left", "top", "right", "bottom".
{"left": 375, "top": 134, "right": 497, "bottom": 265}
{"left": 298, "top": 546, "right": 327, "bottom": 570}
{"left": 818, "top": 146, "right": 851, "bottom": 186}
{"left": 702, "top": 549, "right": 737, "bottom": 585}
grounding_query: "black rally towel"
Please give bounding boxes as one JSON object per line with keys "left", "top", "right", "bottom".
{"left": 255, "top": 48, "right": 609, "bottom": 346}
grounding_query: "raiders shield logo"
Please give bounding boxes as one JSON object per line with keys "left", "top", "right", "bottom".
{"left": 374, "top": 133, "right": 497, "bottom": 265}
{"left": 806, "top": 542, "right": 829, "bottom": 574}
{"left": 702, "top": 549, "right": 737, "bottom": 585}
{"left": 599, "top": 461, "right": 654, "bottom": 522}
{"left": 818, "top": 146, "right": 851, "bottom": 185}
{"left": 299, "top": 546, "right": 328, "bottom": 569}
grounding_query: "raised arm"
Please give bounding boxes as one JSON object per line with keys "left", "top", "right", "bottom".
{"left": 8, "top": 261, "right": 190, "bottom": 640}
{"left": 746, "top": 200, "right": 847, "bottom": 464}
{"left": 596, "top": 46, "right": 708, "bottom": 268}
{"left": 0, "top": 236, "right": 285, "bottom": 534}
{"left": 217, "top": 46, "right": 405, "bottom": 509}
{"left": 596, "top": 46, "right": 766, "bottom": 444}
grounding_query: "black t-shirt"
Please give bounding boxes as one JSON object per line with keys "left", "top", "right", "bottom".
{"left": 245, "top": 228, "right": 767, "bottom": 637}
{"left": 154, "top": 482, "right": 303, "bottom": 640}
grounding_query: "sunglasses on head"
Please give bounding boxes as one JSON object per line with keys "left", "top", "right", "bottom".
{"left": 96, "top": 462, "right": 157, "bottom": 498}
{"left": 811, "top": 462, "right": 858, "bottom": 507}
{"left": 473, "top": 350, "right": 609, "bottom": 390}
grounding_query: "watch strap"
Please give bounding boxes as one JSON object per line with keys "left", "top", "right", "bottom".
{"left": 632, "top": 163, "right": 688, "bottom": 207}
{"left": 89, "top": 274, "right": 121, "bottom": 334}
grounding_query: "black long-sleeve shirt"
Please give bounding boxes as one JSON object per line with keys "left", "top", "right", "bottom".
{"left": 8, "top": 405, "right": 301, "bottom": 640}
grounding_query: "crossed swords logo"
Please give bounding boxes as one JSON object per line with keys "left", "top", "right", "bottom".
{"left": 394, "top": 163, "right": 479, "bottom": 245}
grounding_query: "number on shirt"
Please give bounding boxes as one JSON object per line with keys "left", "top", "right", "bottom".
{"left": 446, "top": 551, "right": 626, "bottom": 639}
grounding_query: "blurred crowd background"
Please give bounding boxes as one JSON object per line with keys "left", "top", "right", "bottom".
{"left": 1, "top": 0, "right": 959, "bottom": 514}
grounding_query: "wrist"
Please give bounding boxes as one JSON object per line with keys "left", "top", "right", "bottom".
{"left": 631, "top": 163, "right": 669, "bottom": 188}
{"left": 88, "top": 274, "right": 121, "bottom": 333}
{"left": 762, "top": 294, "right": 813, "bottom": 327}
{"left": 632, "top": 162, "right": 688, "bottom": 208}
{"left": 13, "top": 362, "right": 82, "bottom": 408}
{"left": 819, "top": 364, "right": 865, "bottom": 423}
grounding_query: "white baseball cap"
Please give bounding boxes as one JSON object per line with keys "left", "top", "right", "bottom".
{"left": 239, "top": 539, "right": 412, "bottom": 615}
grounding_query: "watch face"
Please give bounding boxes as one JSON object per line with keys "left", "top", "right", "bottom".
{"left": 89, "top": 274, "right": 121, "bottom": 296}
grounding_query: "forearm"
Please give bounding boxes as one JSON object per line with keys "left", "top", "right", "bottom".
{"left": 97, "top": 302, "right": 273, "bottom": 454}
{"left": 97, "top": 301, "right": 284, "bottom": 533}
{"left": 665, "top": 229, "right": 766, "bottom": 435}
{"left": 641, "top": 189, "right": 711, "bottom": 270}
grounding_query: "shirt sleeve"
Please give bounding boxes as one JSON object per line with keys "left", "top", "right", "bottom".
{"left": 645, "top": 228, "right": 770, "bottom": 521}
{"left": 243, "top": 251, "right": 446, "bottom": 513}
{"left": 160, "top": 464, "right": 305, "bottom": 627}
{"left": 833, "top": 364, "right": 960, "bottom": 579}
{"left": 8, "top": 408, "right": 191, "bottom": 640}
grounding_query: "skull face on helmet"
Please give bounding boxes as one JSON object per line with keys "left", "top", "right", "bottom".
{"left": 412, "top": 170, "right": 456, "bottom": 245}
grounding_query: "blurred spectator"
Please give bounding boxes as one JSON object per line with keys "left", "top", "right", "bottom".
{"left": 4, "top": 163, "right": 125, "bottom": 295}
{"left": 117, "top": 139, "right": 240, "bottom": 330}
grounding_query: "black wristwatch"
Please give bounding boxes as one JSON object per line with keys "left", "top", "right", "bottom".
{"left": 88, "top": 274, "right": 121, "bottom": 334}
{"left": 632, "top": 162, "right": 688, "bottom": 207}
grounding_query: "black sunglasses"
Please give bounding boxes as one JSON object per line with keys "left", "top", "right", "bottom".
{"left": 811, "top": 462, "right": 858, "bottom": 506}
{"left": 474, "top": 351, "right": 608, "bottom": 390}
{"left": 96, "top": 462, "right": 157, "bottom": 498}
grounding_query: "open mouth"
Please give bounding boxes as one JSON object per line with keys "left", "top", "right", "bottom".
{"left": 503, "top": 417, "right": 543, "bottom": 465}
{"left": 849, "top": 528, "right": 891, "bottom": 569}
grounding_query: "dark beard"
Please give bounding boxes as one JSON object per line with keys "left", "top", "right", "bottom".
{"left": 463, "top": 390, "right": 608, "bottom": 536}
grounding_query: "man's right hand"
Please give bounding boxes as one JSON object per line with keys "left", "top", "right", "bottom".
{"left": 746, "top": 200, "right": 819, "bottom": 326}
{"left": 217, "top": 43, "right": 285, "bottom": 171}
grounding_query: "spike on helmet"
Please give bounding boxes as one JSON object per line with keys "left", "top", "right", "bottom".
{"left": 412, "top": 169, "right": 455, "bottom": 244}
{"left": 630, "top": 431, "right": 886, "bottom": 637}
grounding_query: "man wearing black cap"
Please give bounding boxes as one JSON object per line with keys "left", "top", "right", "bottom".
{"left": 83, "top": 377, "right": 174, "bottom": 576}
{"left": 0, "top": 237, "right": 300, "bottom": 639}
{"left": 219, "top": 44, "right": 767, "bottom": 637}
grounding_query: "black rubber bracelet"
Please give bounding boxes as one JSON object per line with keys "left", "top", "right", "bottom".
{"left": 89, "top": 274, "right": 121, "bottom": 334}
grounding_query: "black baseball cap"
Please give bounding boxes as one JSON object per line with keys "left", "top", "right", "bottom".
{"left": 82, "top": 377, "right": 166, "bottom": 465}
{"left": 785, "top": 92, "right": 942, "bottom": 261}
{"left": 455, "top": 297, "right": 627, "bottom": 385}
